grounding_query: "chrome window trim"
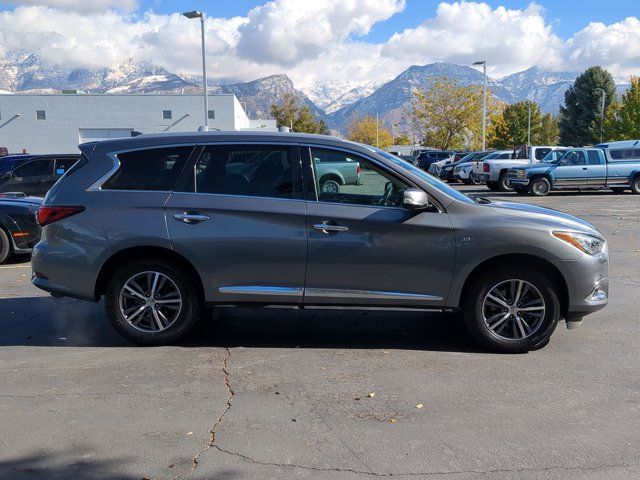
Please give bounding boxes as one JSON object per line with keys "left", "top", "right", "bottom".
{"left": 304, "top": 288, "right": 443, "bottom": 302}
{"left": 168, "top": 190, "right": 307, "bottom": 204}
{"left": 219, "top": 286, "right": 304, "bottom": 296}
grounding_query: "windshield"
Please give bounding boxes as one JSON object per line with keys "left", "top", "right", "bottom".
{"left": 371, "top": 147, "right": 475, "bottom": 204}
{"left": 541, "top": 149, "right": 568, "bottom": 164}
{"left": 482, "top": 152, "right": 500, "bottom": 160}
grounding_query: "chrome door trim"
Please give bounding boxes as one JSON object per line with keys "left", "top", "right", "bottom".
{"left": 219, "top": 286, "right": 304, "bottom": 297}
{"left": 304, "top": 288, "right": 443, "bottom": 301}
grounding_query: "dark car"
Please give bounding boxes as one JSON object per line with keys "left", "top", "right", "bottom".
{"left": 415, "top": 150, "right": 454, "bottom": 171}
{"left": 0, "top": 193, "right": 42, "bottom": 263}
{"left": 0, "top": 154, "right": 81, "bottom": 197}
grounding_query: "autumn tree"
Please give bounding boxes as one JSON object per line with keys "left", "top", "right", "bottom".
{"left": 559, "top": 66, "right": 617, "bottom": 146}
{"left": 393, "top": 134, "right": 412, "bottom": 145}
{"left": 488, "top": 100, "right": 544, "bottom": 149}
{"left": 270, "top": 93, "right": 329, "bottom": 134}
{"left": 411, "top": 78, "right": 500, "bottom": 150}
{"left": 347, "top": 115, "right": 393, "bottom": 148}
{"left": 605, "top": 76, "right": 640, "bottom": 141}
{"left": 539, "top": 113, "right": 559, "bottom": 145}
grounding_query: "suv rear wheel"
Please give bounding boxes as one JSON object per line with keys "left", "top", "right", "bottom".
{"left": 462, "top": 266, "right": 560, "bottom": 353}
{"left": 105, "top": 259, "right": 201, "bottom": 345}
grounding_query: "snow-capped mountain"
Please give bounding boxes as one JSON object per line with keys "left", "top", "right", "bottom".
{"left": 2, "top": 50, "right": 626, "bottom": 133}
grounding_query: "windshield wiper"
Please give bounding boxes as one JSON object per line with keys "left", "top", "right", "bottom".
{"left": 470, "top": 195, "right": 491, "bottom": 204}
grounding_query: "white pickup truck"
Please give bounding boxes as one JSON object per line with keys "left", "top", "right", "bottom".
{"left": 474, "top": 145, "right": 563, "bottom": 192}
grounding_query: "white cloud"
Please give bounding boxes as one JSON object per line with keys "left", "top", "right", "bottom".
{"left": 381, "top": 2, "right": 563, "bottom": 77}
{"left": 0, "top": 0, "right": 638, "bottom": 93}
{"left": 235, "top": 0, "right": 405, "bottom": 66}
{"left": 564, "top": 17, "right": 640, "bottom": 80}
{"left": 1, "top": 0, "right": 138, "bottom": 13}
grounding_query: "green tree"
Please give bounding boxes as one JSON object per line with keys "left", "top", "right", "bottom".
{"left": 411, "top": 77, "right": 501, "bottom": 150}
{"left": 270, "top": 93, "right": 329, "bottom": 134}
{"left": 393, "top": 134, "right": 412, "bottom": 145}
{"left": 488, "top": 100, "right": 543, "bottom": 149}
{"left": 559, "top": 66, "right": 617, "bottom": 146}
{"left": 605, "top": 76, "right": 640, "bottom": 140}
{"left": 539, "top": 113, "right": 559, "bottom": 145}
{"left": 347, "top": 115, "right": 393, "bottom": 148}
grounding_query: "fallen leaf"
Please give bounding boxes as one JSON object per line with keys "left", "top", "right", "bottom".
{"left": 186, "top": 432, "right": 193, "bottom": 436}
{"left": 416, "top": 403, "right": 424, "bottom": 409}
{"left": 168, "top": 464, "right": 176, "bottom": 469}
{"left": 367, "top": 392, "right": 375, "bottom": 398}
{"left": 389, "top": 418, "right": 397, "bottom": 423}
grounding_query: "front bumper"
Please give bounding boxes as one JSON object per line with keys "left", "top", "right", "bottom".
{"left": 509, "top": 178, "right": 530, "bottom": 186}
{"left": 553, "top": 250, "right": 609, "bottom": 318}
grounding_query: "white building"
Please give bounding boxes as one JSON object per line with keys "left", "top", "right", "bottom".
{"left": 0, "top": 93, "right": 277, "bottom": 153}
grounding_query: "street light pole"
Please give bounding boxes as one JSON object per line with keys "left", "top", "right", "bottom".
{"left": 596, "top": 88, "right": 606, "bottom": 143}
{"left": 527, "top": 103, "right": 531, "bottom": 146}
{"left": 183, "top": 11, "right": 209, "bottom": 131}
{"left": 473, "top": 61, "right": 487, "bottom": 151}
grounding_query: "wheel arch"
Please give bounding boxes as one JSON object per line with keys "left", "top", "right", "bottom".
{"left": 94, "top": 246, "right": 205, "bottom": 303}
{"left": 319, "top": 172, "right": 344, "bottom": 185}
{"left": 529, "top": 173, "right": 553, "bottom": 186}
{"left": 458, "top": 253, "right": 569, "bottom": 318}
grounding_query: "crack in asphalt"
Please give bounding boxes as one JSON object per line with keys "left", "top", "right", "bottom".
{"left": 172, "top": 347, "right": 234, "bottom": 480}
{"left": 211, "top": 445, "right": 633, "bottom": 478}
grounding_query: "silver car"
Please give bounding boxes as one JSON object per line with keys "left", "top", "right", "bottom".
{"left": 32, "top": 132, "right": 609, "bottom": 353}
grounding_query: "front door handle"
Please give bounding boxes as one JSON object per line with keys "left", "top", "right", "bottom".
{"left": 174, "top": 212, "right": 210, "bottom": 223}
{"left": 314, "top": 223, "right": 349, "bottom": 234}
{"left": 582, "top": 167, "right": 588, "bottom": 170}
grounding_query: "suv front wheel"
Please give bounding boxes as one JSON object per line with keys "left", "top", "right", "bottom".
{"left": 105, "top": 259, "right": 201, "bottom": 345}
{"left": 462, "top": 266, "right": 560, "bottom": 353}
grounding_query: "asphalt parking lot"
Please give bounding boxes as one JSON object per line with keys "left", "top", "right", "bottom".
{"left": 0, "top": 187, "right": 639, "bottom": 480}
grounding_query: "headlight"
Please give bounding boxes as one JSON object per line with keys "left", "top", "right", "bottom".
{"left": 517, "top": 170, "right": 525, "bottom": 179}
{"left": 553, "top": 231, "right": 605, "bottom": 255}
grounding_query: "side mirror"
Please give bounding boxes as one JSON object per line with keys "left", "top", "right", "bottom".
{"left": 403, "top": 189, "right": 429, "bottom": 210}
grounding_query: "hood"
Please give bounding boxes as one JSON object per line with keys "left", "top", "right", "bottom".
{"left": 489, "top": 200, "right": 598, "bottom": 234}
{"left": 511, "top": 162, "right": 554, "bottom": 171}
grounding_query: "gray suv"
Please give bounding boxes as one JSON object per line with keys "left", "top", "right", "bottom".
{"left": 32, "top": 132, "right": 609, "bottom": 352}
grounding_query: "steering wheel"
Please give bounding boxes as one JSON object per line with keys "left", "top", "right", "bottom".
{"left": 378, "top": 182, "right": 396, "bottom": 206}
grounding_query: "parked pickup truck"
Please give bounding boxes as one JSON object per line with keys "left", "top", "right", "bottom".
{"left": 475, "top": 145, "right": 562, "bottom": 192}
{"left": 507, "top": 146, "right": 640, "bottom": 196}
{"left": 311, "top": 149, "right": 363, "bottom": 194}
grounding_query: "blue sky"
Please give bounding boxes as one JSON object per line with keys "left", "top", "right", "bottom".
{"left": 133, "top": 0, "right": 640, "bottom": 41}
{"left": 0, "top": 0, "right": 638, "bottom": 99}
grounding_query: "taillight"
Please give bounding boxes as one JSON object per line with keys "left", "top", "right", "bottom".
{"left": 36, "top": 206, "right": 85, "bottom": 226}
{"left": 483, "top": 162, "right": 490, "bottom": 173}
{"left": 356, "top": 164, "right": 362, "bottom": 174}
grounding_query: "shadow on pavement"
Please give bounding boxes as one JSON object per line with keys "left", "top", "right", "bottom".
{"left": 0, "top": 448, "right": 137, "bottom": 480}
{"left": 0, "top": 296, "right": 483, "bottom": 353}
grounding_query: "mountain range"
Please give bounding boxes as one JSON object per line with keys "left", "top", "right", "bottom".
{"left": 0, "top": 51, "right": 624, "bottom": 133}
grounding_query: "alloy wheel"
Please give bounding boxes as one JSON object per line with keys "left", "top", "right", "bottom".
{"left": 119, "top": 271, "right": 183, "bottom": 333}
{"left": 482, "top": 279, "right": 546, "bottom": 341}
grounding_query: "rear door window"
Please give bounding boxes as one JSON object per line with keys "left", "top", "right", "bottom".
{"left": 587, "top": 151, "right": 602, "bottom": 165}
{"left": 103, "top": 146, "right": 194, "bottom": 191}
{"left": 13, "top": 159, "right": 54, "bottom": 178}
{"left": 183, "top": 144, "right": 296, "bottom": 199}
{"left": 535, "top": 148, "right": 552, "bottom": 160}
{"left": 54, "top": 157, "right": 79, "bottom": 175}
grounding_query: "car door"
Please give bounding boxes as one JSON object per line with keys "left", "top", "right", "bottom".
{"left": 165, "top": 143, "right": 308, "bottom": 305}
{"left": 2, "top": 159, "right": 54, "bottom": 195}
{"left": 586, "top": 150, "right": 606, "bottom": 185}
{"left": 302, "top": 145, "right": 455, "bottom": 308}
{"left": 554, "top": 150, "right": 588, "bottom": 186}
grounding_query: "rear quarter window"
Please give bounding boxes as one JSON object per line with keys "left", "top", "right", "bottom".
{"left": 102, "top": 146, "right": 194, "bottom": 191}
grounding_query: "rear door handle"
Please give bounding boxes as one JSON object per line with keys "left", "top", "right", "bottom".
{"left": 582, "top": 167, "right": 588, "bottom": 170}
{"left": 174, "top": 212, "right": 210, "bottom": 223}
{"left": 314, "top": 223, "right": 349, "bottom": 234}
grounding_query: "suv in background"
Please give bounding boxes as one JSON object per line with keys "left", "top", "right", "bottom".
{"left": 32, "top": 132, "right": 608, "bottom": 353}
{"left": 0, "top": 154, "right": 80, "bottom": 197}
{"left": 415, "top": 150, "right": 454, "bottom": 171}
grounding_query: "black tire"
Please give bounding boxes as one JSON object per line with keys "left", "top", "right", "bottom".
{"left": 105, "top": 259, "right": 201, "bottom": 345}
{"left": 530, "top": 177, "right": 551, "bottom": 196}
{"left": 486, "top": 181, "right": 499, "bottom": 192}
{"left": 0, "top": 228, "right": 12, "bottom": 264}
{"left": 498, "top": 171, "right": 514, "bottom": 192}
{"left": 462, "top": 266, "right": 560, "bottom": 353}
{"left": 610, "top": 187, "right": 626, "bottom": 194}
{"left": 631, "top": 176, "right": 640, "bottom": 194}
{"left": 320, "top": 178, "right": 340, "bottom": 194}
{"left": 513, "top": 186, "right": 528, "bottom": 195}
{"left": 462, "top": 178, "right": 473, "bottom": 185}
